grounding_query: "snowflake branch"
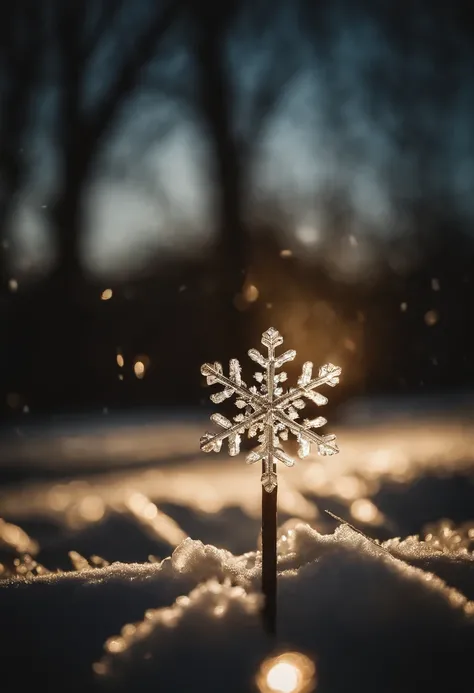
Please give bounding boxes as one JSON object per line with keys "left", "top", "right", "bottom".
{"left": 273, "top": 367, "right": 342, "bottom": 410}
{"left": 274, "top": 411, "right": 339, "bottom": 454}
{"left": 201, "top": 410, "right": 266, "bottom": 452}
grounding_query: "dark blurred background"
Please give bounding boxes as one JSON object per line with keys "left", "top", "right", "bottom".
{"left": 2, "top": 0, "right": 474, "bottom": 422}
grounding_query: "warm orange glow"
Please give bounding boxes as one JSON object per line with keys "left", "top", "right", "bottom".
{"left": 257, "top": 652, "right": 316, "bottom": 693}
{"left": 116, "top": 354, "right": 124, "bottom": 368}
{"left": 101, "top": 288, "right": 113, "bottom": 300}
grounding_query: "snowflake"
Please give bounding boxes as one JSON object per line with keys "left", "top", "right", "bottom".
{"left": 200, "top": 327, "right": 341, "bottom": 492}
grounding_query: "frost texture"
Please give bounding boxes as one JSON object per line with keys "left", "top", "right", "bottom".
{"left": 2, "top": 519, "right": 474, "bottom": 692}
{"left": 201, "top": 327, "right": 341, "bottom": 491}
{"left": 88, "top": 522, "right": 474, "bottom": 688}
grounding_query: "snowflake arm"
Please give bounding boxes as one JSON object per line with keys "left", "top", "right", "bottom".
{"left": 200, "top": 327, "right": 341, "bottom": 492}
{"left": 273, "top": 410, "right": 339, "bottom": 457}
{"left": 200, "top": 409, "right": 266, "bottom": 454}
{"left": 200, "top": 362, "right": 265, "bottom": 408}
{"left": 273, "top": 362, "right": 341, "bottom": 410}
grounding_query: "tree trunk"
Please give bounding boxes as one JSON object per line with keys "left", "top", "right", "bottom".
{"left": 8, "top": 150, "right": 106, "bottom": 412}
{"left": 192, "top": 18, "right": 250, "bottom": 354}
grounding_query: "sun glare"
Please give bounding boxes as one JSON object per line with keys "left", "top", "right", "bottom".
{"left": 257, "top": 652, "right": 316, "bottom": 693}
{"left": 267, "top": 662, "right": 299, "bottom": 692}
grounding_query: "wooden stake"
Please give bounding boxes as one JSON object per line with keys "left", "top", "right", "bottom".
{"left": 261, "top": 458, "right": 277, "bottom": 636}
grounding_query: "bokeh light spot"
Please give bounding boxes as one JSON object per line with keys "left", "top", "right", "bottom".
{"left": 351, "top": 498, "right": 379, "bottom": 524}
{"left": 257, "top": 652, "right": 316, "bottom": 693}
{"left": 244, "top": 284, "right": 259, "bottom": 302}
{"left": 424, "top": 309, "right": 439, "bottom": 326}
{"left": 133, "top": 355, "right": 150, "bottom": 379}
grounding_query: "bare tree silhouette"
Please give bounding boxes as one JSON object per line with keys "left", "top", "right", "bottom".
{"left": 49, "top": 0, "right": 181, "bottom": 294}
{"left": 3, "top": 0, "right": 184, "bottom": 407}
{"left": 0, "top": 1, "right": 43, "bottom": 282}
{"left": 186, "top": 0, "right": 301, "bottom": 340}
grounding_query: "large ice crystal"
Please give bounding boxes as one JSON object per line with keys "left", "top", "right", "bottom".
{"left": 201, "top": 327, "right": 341, "bottom": 492}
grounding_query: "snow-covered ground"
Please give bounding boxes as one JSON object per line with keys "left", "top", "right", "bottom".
{"left": 1, "top": 400, "right": 474, "bottom": 693}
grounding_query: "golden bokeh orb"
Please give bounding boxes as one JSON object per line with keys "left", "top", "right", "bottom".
{"left": 256, "top": 651, "right": 316, "bottom": 693}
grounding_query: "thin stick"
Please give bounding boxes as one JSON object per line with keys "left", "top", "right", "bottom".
{"left": 324, "top": 509, "right": 393, "bottom": 555}
{"left": 200, "top": 328, "right": 341, "bottom": 638}
{"left": 261, "top": 458, "right": 277, "bottom": 636}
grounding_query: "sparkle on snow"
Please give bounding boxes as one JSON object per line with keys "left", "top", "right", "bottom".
{"left": 200, "top": 327, "right": 341, "bottom": 492}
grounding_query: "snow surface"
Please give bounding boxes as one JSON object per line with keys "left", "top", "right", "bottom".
{"left": 1, "top": 522, "right": 474, "bottom": 692}
{"left": 1, "top": 409, "right": 474, "bottom": 692}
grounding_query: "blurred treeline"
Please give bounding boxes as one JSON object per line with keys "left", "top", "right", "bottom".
{"left": 1, "top": 0, "right": 474, "bottom": 419}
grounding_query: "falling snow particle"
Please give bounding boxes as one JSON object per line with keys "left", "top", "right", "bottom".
{"left": 117, "top": 354, "right": 124, "bottom": 368}
{"left": 8, "top": 278, "right": 18, "bottom": 292}
{"left": 424, "top": 310, "right": 439, "bottom": 327}
{"left": 101, "top": 289, "right": 113, "bottom": 301}
{"left": 280, "top": 249, "right": 293, "bottom": 258}
{"left": 400, "top": 302, "right": 407, "bottom": 312}
{"left": 431, "top": 278, "right": 440, "bottom": 291}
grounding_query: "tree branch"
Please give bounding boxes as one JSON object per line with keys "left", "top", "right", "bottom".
{"left": 91, "top": 0, "right": 182, "bottom": 142}
{"left": 84, "top": 0, "right": 124, "bottom": 59}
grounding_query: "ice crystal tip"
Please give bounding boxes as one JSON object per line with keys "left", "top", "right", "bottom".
{"left": 261, "top": 327, "right": 284, "bottom": 349}
{"left": 200, "top": 327, "right": 341, "bottom": 491}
